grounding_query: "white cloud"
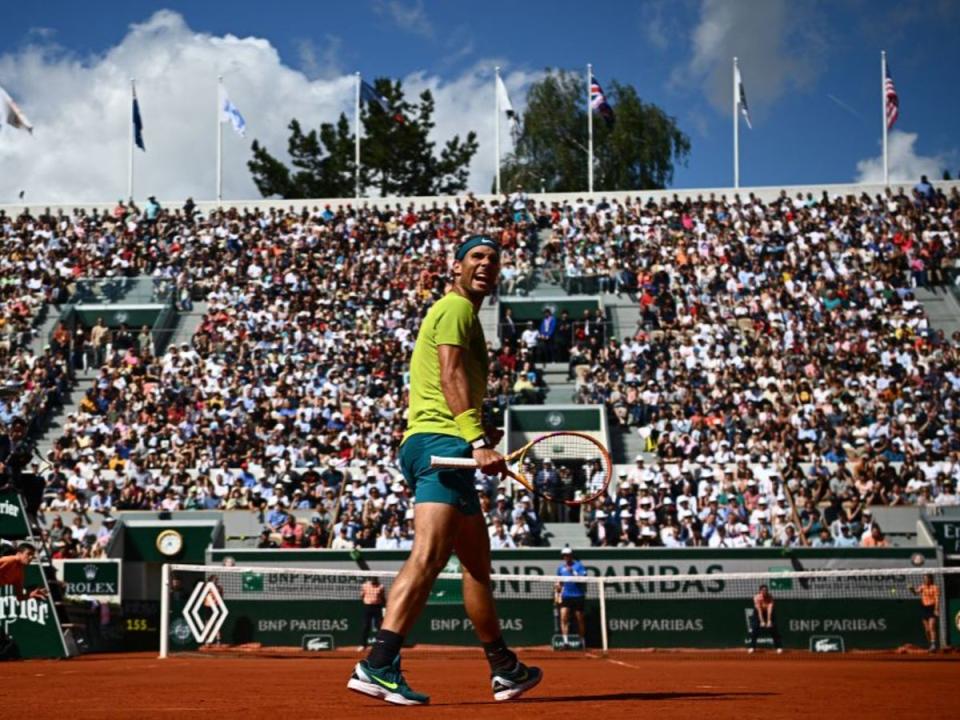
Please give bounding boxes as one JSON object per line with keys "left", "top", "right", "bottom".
{"left": 296, "top": 35, "right": 343, "bottom": 80}
{"left": 639, "top": 1, "right": 670, "bottom": 52}
{"left": 0, "top": 10, "right": 535, "bottom": 203}
{"left": 404, "top": 62, "right": 541, "bottom": 191}
{"left": 673, "top": 0, "right": 827, "bottom": 117}
{"left": 854, "top": 130, "right": 946, "bottom": 184}
{"left": 372, "top": 0, "right": 433, "bottom": 38}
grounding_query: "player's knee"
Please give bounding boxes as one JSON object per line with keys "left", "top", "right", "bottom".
{"left": 408, "top": 548, "right": 450, "bottom": 576}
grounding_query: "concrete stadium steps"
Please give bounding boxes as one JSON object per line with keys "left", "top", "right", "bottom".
{"left": 480, "top": 297, "right": 500, "bottom": 349}
{"left": 167, "top": 301, "right": 209, "bottom": 349}
{"left": 542, "top": 521, "right": 590, "bottom": 549}
{"left": 915, "top": 287, "right": 960, "bottom": 339}
{"left": 29, "top": 308, "right": 61, "bottom": 356}
{"left": 540, "top": 362, "right": 576, "bottom": 403}
{"left": 602, "top": 293, "right": 641, "bottom": 342}
{"left": 526, "top": 281, "right": 565, "bottom": 298}
{"left": 35, "top": 370, "right": 98, "bottom": 460}
{"left": 609, "top": 425, "right": 650, "bottom": 466}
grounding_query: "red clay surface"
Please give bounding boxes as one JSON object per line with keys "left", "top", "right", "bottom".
{"left": 5, "top": 649, "right": 957, "bottom": 719}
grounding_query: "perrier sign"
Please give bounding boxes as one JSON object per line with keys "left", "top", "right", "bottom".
{"left": 0, "top": 490, "right": 29, "bottom": 540}
{"left": 0, "top": 566, "right": 68, "bottom": 658}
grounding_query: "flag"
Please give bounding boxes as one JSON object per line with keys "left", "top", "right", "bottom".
{"left": 219, "top": 84, "right": 246, "bottom": 137}
{"left": 884, "top": 65, "right": 899, "bottom": 130}
{"left": 132, "top": 85, "right": 145, "bottom": 151}
{"left": 496, "top": 74, "right": 520, "bottom": 134}
{"left": 0, "top": 85, "right": 33, "bottom": 134}
{"left": 590, "top": 75, "right": 614, "bottom": 128}
{"left": 360, "top": 80, "right": 404, "bottom": 123}
{"left": 735, "top": 65, "right": 752, "bottom": 130}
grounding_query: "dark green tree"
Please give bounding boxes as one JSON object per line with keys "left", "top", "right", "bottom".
{"left": 500, "top": 70, "right": 690, "bottom": 193}
{"left": 944, "top": 170, "right": 953, "bottom": 181}
{"left": 248, "top": 79, "right": 478, "bottom": 198}
{"left": 249, "top": 115, "right": 355, "bottom": 198}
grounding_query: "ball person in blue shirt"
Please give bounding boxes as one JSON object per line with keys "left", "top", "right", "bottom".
{"left": 554, "top": 547, "right": 587, "bottom": 647}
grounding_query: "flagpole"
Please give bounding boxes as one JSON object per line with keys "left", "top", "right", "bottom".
{"left": 881, "top": 50, "right": 888, "bottom": 186}
{"left": 217, "top": 75, "right": 223, "bottom": 203}
{"left": 587, "top": 63, "right": 593, "bottom": 195}
{"left": 355, "top": 72, "right": 361, "bottom": 199}
{"left": 733, "top": 57, "right": 739, "bottom": 190}
{"left": 495, "top": 66, "right": 501, "bottom": 197}
{"left": 128, "top": 79, "right": 135, "bottom": 200}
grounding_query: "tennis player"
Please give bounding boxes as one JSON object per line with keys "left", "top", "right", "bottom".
{"left": 347, "top": 235, "right": 542, "bottom": 705}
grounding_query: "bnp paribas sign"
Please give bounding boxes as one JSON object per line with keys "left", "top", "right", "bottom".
{"left": 0, "top": 490, "right": 29, "bottom": 539}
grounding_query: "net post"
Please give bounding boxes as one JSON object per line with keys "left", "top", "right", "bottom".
{"left": 159, "top": 563, "right": 170, "bottom": 659}
{"left": 598, "top": 577, "right": 608, "bottom": 655}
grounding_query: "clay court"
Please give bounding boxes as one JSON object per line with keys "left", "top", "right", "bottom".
{"left": 7, "top": 649, "right": 956, "bottom": 719}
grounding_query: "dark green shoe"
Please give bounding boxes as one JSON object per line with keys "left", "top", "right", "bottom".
{"left": 491, "top": 661, "right": 543, "bottom": 701}
{"left": 347, "top": 656, "right": 430, "bottom": 705}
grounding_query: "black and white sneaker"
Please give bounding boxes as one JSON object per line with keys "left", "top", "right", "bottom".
{"left": 491, "top": 662, "right": 543, "bottom": 702}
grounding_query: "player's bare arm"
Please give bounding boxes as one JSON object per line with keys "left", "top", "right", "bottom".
{"left": 438, "top": 343, "right": 505, "bottom": 477}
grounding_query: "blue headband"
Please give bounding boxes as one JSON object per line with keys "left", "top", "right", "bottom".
{"left": 454, "top": 235, "right": 500, "bottom": 261}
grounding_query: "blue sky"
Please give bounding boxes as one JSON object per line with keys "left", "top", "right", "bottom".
{"left": 0, "top": 0, "right": 957, "bottom": 201}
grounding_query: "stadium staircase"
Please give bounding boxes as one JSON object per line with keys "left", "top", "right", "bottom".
{"left": 915, "top": 286, "right": 960, "bottom": 339}
{"left": 498, "top": 226, "right": 648, "bottom": 467}
{"left": 168, "top": 301, "right": 208, "bottom": 348}
{"left": 543, "top": 519, "right": 588, "bottom": 549}
{"left": 35, "top": 369, "right": 98, "bottom": 462}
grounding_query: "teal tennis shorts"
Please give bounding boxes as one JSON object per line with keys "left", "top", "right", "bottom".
{"left": 399, "top": 433, "right": 481, "bottom": 515}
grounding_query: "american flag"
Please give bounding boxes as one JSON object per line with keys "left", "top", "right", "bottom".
{"left": 884, "top": 66, "right": 899, "bottom": 130}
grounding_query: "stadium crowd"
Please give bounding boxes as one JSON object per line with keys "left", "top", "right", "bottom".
{"left": 550, "top": 181, "right": 960, "bottom": 545}
{"left": 4, "top": 178, "right": 959, "bottom": 551}
{"left": 3, "top": 196, "right": 545, "bottom": 548}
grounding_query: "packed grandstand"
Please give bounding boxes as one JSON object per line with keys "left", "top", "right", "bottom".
{"left": 2, "top": 178, "right": 959, "bottom": 558}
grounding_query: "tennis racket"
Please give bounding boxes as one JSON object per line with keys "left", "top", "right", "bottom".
{"left": 429, "top": 431, "right": 613, "bottom": 506}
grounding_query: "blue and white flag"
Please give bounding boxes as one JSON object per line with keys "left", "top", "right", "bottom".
{"left": 219, "top": 84, "right": 246, "bottom": 137}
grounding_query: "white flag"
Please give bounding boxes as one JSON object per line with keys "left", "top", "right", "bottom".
{"left": 496, "top": 75, "right": 520, "bottom": 133}
{"left": 0, "top": 85, "right": 33, "bottom": 134}
{"left": 219, "top": 84, "right": 246, "bottom": 137}
{"left": 735, "top": 65, "right": 752, "bottom": 130}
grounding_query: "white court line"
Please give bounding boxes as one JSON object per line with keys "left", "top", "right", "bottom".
{"left": 585, "top": 651, "right": 644, "bottom": 670}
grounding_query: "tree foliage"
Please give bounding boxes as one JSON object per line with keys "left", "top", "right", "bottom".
{"left": 248, "top": 79, "right": 478, "bottom": 198}
{"left": 500, "top": 70, "right": 690, "bottom": 193}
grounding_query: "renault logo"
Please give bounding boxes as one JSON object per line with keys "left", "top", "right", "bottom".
{"left": 182, "top": 581, "right": 228, "bottom": 643}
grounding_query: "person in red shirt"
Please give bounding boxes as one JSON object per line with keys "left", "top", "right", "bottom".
{"left": 749, "top": 584, "right": 783, "bottom": 654}
{"left": 0, "top": 543, "right": 48, "bottom": 601}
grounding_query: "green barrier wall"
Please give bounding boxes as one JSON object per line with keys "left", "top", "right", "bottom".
{"left": 508, "top": 408, "right": 602, "bottom": 433}
{"left": 166, "top": 595, "right": 926, "bottom": 652}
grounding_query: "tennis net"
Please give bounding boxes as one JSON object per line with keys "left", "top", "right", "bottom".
{"left": 160, "top": 563, "right": 959, "bottom": 655}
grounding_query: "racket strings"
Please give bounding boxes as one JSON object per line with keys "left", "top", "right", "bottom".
{"left": 518, "top": 434, "right": 612, "bottom": 504}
